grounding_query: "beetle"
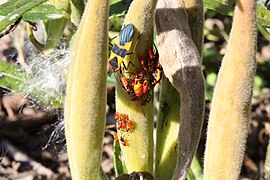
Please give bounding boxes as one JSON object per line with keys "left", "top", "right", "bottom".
{"left": 108, "top": 24, "right": 138, "bottom": 74}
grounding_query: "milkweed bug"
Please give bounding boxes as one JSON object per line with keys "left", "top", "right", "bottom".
{"left": 115, "top": 112, "right": 134, "bottom": 132}
{"left": 131, "top": 72, "right": 151, "bottom": 102}
{"left": 114, "top": 44, "right": 161, "bottom": 105}
{"left": 126, "top": 120, "right": 133, "bottom": 132}
{"left": 113, "top": 133, "right": 119, "bottom": 142}
{"left": 138, "top": 44, "right": 163, "bottom": 86}
{"left": 108, "top": 24, "right": 141, "bottom": 74}
{"left": 114, "top": 133, "right": 127, "bottom": 146}
{"left": 115, "top": 112, "right": 120, "bottom": 121}
{"left": 118, "top": 72, "right": 152, "bottom": 105}
{"left": 120, "top": 77, "right": 132, "bottom": 93}
{"left": 120, "top": 136, "right": 127, "bottom": 146}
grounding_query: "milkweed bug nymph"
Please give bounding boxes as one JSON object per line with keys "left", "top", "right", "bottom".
{"left": 120, "top": 136, "right": 127, "bottom": 146}
{"left": 113, "top": 133, "right": 119, "bottom": 142}
{"left": 108, "top": 24, "right": 141, "bottom": 74}
{"left": 139, "top": 44, "right": 163, "bottom": 86}
{"left": 113, "top": 132, "right": 127, "bottom": 146}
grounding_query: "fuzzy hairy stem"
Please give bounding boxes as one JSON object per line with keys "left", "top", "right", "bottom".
{"left": 203, "top": 0, "right": 257, "bottom": 179}
{"left": 64, "top": 0, "right": 108, "bottom": 179}
{"left": 156, "top": 0, "right": 205, "bottom": 179}
{"left": 115, "top": 0, "right": 157, "bottom": 174}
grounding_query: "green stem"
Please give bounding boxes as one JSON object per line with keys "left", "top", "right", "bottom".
{"left": 258, "top": 23, "right": 270, "bottom": 42}
{"left": 155, "top": 77, "right": 180, "bottom": 179}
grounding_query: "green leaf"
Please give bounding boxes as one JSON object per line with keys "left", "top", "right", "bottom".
{"left": 113, "top": 140, "right": 128, "bottom": 176}
{"left": 0, "top": 61, "right": 26, "bottom": 90}
{"left": 0, "top": 0, "right": 32, "bottom": 16}
{"left": 206, "top": 72, "right": 217, "bottom": 86}
{"left": 22, "top": 4, "right": 69, "bottom": 21}
{"left": 253, "top": 75, "right": 264, "bottom": 92}
{"left": 109, "top": 0, "right": 130, "bottom": 17}
{"left": 70, "top": 0, "right": 85, "bottom": 26}
{"left": 107, "top": 73, "right": 116, "bottom": 85}
{"left": 203, "top": 0, "right": 270, "bottom": 27}
{"left": 257, "top": 7, "right": 270, "bottom": 27}
{"left": 0, "top": 0, "right": 48, "bottom": 32}
{"left": 203, "top": 0, "right": 234, "bottom": 16}
{"left": 187, "top": 156, "right": 203, "bottom": 180}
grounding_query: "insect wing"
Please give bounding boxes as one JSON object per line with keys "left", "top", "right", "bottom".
{"left": 119, "top": 24, "right": 134, "bottom": 46}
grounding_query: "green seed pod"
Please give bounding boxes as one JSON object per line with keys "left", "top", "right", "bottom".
{"left": 64, "top": 0, "right": 109, "bottom": 179}
{"left": 204, "top": 0, "right": 257, "bottom": 179}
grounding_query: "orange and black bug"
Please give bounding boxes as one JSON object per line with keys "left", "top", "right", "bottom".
{"left": 139, "top": 45, "right": 163, "bottom": 86}
{"left": 120, "top": 136, "right": 127, "bottom": 146}
{"left": 120, "top": 77, "right": 129, "bottom": 91}
{"left": 132, "top": 75, "right": 148, "bottom": 100}
{"left": 113, "top": 133, "right": 119, "bottom": 142}
{"left": 114, "top": 132, "right": 127, "bottom": 146}
{"left": 118, "top": 71, "right": 152, "bottom": 105}
{"left": 108, "top": 24, "right": 140, "bottom": 74}
{"left": 126, "top": 119, "right": 133, "bottom": 132}
{"left": 115, "top": 112, "right": 120, "bottom": 121}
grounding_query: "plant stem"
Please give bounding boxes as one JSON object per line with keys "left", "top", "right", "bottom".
{"left": 155, "top": 77, "right": 180, "bottom": 179}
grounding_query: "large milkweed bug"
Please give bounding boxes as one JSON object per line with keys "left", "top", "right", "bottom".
{"left": 114, "top": 112, "right": 134, "bottom": 131}
{"left": 113, "top": 133, "right": 127, "bottom": 146}
{"left": 120, "top": 136, "right": 127, "bottom": 146}
{"left": 115, "top": 43, "right": 161, "bottom": 105}
{"left": 114, "top": 112, "right": 134, "bottom": 147}
{"left": 119, "top": 72, "right": 152, "bottom": 105}
{"left": 108, "top": 24, "right": 141, "bottom": 74}
{"left": 120, "top": 77, "right": 132, "bottom": 93}
{"left": 113, "top": 133, "right": 119, "bottom": 142}
{"left": 139, "top": 44, "right": 163, "bottom": 86}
